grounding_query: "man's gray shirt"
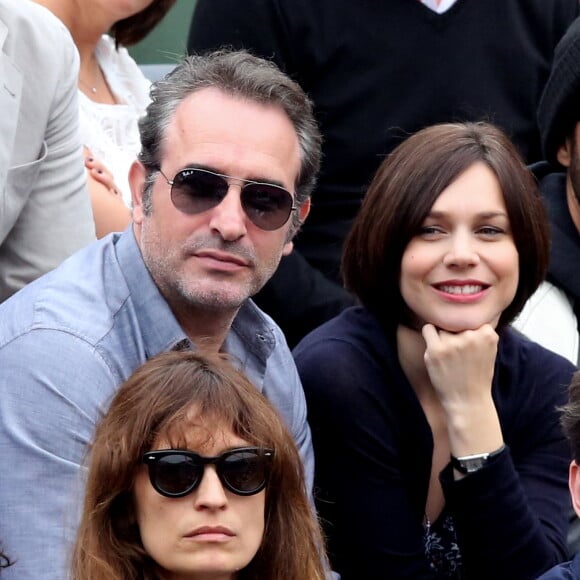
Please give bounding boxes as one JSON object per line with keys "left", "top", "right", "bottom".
{"left": 0, "top": 227, "right": 314, "bottom": 579}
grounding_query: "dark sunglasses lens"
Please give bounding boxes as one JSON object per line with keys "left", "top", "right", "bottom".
{"left": 150, "top": 454, "right": 201, "bottom": 497}
{"left": 171, "top": 170, "right": 227, "bottom": 215}
{"left": 242, "top": 185, "right": 293, "bottom": 231}
{"left": 221, "top": 450, "right": 268, "bottom": 494}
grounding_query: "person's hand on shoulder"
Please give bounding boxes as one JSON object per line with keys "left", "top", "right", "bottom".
{"left": 84, "top": 148, "right": 131, "bottom": 238}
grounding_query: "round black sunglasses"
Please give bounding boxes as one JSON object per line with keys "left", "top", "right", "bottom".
{"left": 142, "top": 447, "right": 274, "bottom": 498}
{"left": 157, "top": 166, "right": 297, "bottom": 231}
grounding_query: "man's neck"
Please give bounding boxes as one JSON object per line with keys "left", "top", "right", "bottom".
{"left": 175, "top": 305, "right": 239, "bottom": 353}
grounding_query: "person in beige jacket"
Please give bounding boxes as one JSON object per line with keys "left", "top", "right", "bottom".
{"left": 0, "top": 0, "right": 95, "bottom": 301}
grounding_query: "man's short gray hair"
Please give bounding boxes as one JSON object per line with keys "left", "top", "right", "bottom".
{"left": 138, "top": 50, "right": 322, "bottom": 233}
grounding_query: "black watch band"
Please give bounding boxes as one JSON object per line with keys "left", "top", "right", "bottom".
{"left": 450, "top": 444, "right": 506, "bottom": 475}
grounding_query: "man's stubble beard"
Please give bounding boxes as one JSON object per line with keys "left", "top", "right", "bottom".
{"left": 139, "top": 222, "right": 283, "bottom": 313}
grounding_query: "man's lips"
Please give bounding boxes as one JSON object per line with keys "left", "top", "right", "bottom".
{"left": 193, "top": 249, "right": 250, "bottom": 268}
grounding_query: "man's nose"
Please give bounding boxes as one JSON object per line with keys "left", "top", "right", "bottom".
{"left": 208, "top": 185, "right": 248, "bottom": 241}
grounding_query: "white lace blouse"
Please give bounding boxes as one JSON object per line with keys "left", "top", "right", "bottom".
{"left": 79, "top": 35, "right": 151, "bottom": 207}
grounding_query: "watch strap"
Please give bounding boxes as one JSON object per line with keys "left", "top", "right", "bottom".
{"left": 450, "top": 444, "right": 506, "bottom": 475}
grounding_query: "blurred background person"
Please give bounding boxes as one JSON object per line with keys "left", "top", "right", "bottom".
{"left": 71, "top": 350, "right": 328, "bottom": 580}
{"left": 539, "top": 371, "right": 580, "bottom": 579}
{"left": 34, "top": 0, "right": 175, "bottom": 237}
{"left": 295, "top": 122, "right": 577, "bottom": 578}
{"left": 513, "top": 16, "right": 580, "bottom": 366}
{"left": 0, "top": 0, "right": 95, "bottom": 302}
{"left": 188, "top": 0, "right": 579, "bottom": 347}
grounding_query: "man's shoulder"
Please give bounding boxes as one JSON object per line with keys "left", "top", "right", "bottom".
{"left": 0, "top": 237, "right": 129, "bottom": 349}
{"left": 538, "top": 551, "right": 580, "bottom": 579}
{"left": 531, "top": 161, "right": 566, "bottom": 195}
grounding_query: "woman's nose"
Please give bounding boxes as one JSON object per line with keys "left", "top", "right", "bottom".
{"left": 442, "top": 231, "right": 480, "bottom": 268}
{"left": 193, "top": 466, "right": 228, "bottom": 510}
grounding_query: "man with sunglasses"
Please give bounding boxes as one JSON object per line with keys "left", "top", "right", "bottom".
{"left": 0, "top": 50, "right": 320, "bottom": 580}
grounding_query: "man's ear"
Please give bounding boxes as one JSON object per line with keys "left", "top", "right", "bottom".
{"left": 129, "top": 161, "right": 148, "bottom": 225}
{"left": 298, "top": 198, "right": 311, "bottom": 223}
{"left": 569, "top": 461, "right": 580, "bottom": 518}
{"left": 282, "top": 198, "right": 311, "bottom": 255}
{"left": 282, "top": 240, "right": 294, "bottom": 256}
{"left": 557, "top": 137, "right": 573, "bottom": 168}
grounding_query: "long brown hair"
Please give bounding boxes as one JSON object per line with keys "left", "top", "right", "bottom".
{"left": 342, "top": 121, "right": 550, "bottom": 330}
{"left": 71, "top": 351, "right": 327, "bottom": 580}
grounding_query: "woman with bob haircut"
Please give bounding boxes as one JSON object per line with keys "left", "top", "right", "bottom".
{"left": 71, "top": 350, "right": 327, "bottom": 580}
{"left": 33, "top": 0, "right": 175, "bottom": 236}
{"left": 294, "top": 122, "right": 577, "bottom": 579}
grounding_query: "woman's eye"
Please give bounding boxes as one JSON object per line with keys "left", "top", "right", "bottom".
{"left": 477, "top": 226, "right": 504, "bottom": 237}
{"left": 418, "top": 226, "right": 444, "bottom": 237}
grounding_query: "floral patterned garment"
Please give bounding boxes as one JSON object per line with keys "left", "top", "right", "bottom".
{"left": 424, "top": 512, "right": 463, "bottom": 578}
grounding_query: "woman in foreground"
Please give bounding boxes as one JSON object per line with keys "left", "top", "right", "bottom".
{"left": 294, "top": 122, "right": 577, "bottom": 579}
{"left": 71, "top": 350, "right": 327, "bottom": 580}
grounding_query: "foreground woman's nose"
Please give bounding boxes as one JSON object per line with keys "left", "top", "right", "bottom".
{"left": 193, "top": 466, "right": 229, "bottom": 510}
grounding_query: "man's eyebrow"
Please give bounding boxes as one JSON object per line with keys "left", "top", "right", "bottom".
{"left": 178, "top": 163, "right": 288, "bottom": 189}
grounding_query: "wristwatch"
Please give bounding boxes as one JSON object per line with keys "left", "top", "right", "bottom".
{"left": 450, "top": 445, "right": 506, "bottom": 475}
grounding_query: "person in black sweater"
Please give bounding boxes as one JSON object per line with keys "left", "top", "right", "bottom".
{"left": 294, "top": 122, "right": 576, "bottom": 578}
{"left": 539, "top": 372, "right": 580, "bottom": 579}
{"left": 514, "top": 16, "right": 580, "bottom": 365}
{"left": 188, "top": 0, "right": 578, "bottom": 347}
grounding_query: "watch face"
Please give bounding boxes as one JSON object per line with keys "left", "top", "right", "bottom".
{"left": 452, "top": 453, "right": 491, "bottom": 474}
{"left": 461, "top": 457, "right": 487, "bottom": 473}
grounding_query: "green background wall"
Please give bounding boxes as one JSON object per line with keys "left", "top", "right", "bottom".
{"left": 128, "top": 1, "right": 196, "bottom": 64}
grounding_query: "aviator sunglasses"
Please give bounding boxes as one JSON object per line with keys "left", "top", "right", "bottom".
{"left": 156, "top": 166, "right": 297, "bottom": 231}
{"left": 142, "top": 447, "right": 274, "bottom": 498}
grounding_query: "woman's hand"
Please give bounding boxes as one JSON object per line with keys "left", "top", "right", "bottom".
{"left": 83, "top": 148, "right": 131, "bottom": 238}
{"left": 84, "top": 148, "right": 121, "bottom": 197}
{"left": 422, "top": 323, "right": 504, "bottom": 459}
{"left": 422, "top": 323, "right": 498, "bottom": 407}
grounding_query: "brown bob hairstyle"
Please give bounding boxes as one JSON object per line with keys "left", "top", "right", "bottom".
{"left": 342, "top": 121, "right": 550, "bottom": 330}
{"left": 71, "top": 351, "right": 327, "bottom": 580}
{"left": 110, "top": 0, "right": 176, "bottom": 47}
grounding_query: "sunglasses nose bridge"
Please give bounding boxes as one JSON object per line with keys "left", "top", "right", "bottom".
{"left": 207, "top": 181, "right": 248, "bottom": 239}
{"left": 193, "top": 463, "right": 229, "bottom": 508}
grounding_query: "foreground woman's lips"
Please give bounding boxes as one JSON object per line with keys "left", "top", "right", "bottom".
{"left": 185, "top": 525, "right": 236, "bottom": 539}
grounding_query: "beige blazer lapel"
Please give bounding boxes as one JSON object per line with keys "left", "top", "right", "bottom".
{"left": 0, "top": 17, "right": 22, "bottom": 203}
